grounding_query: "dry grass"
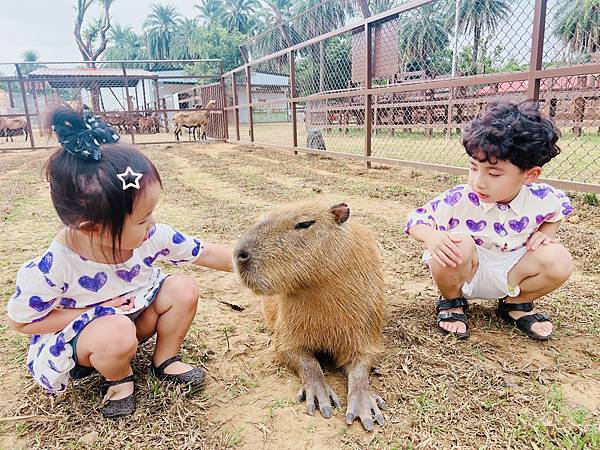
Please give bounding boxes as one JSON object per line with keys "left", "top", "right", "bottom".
{"left": 0, "top": 142, "right": 598, "bottom": 449}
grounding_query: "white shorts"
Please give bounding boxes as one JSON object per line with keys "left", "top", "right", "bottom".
{"left": 423, "top": 243, "right": 528, "bottom": 300}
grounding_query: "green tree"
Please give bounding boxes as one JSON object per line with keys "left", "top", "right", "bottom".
{"left": 398, "top": 5, "right": 450, "bottom": 73}
{"left": 20, "top": 50, "right": 43, "bottom": 76}
{"left": 223, "top": 0, "right": 260, "bottom": 34}
{"left": 187, "top": 24, "right": 246, "bottom": 72}
{"left": 195, "top": 0, "right": 226, "bottom": 26}
{"left": 171, "top": 18, "right": 200, "bottom": 60}
{"left": 457, "top": 0, "right": 510, "bottom": 75}
{"left": 554, "top": 0, "right": 600, "bottom": 57}
{"left": 296, "top": 35, "right": 352, "bottom": 95}
{"left": 144, "top": 3, "right": 183, "bottom": 59}
{"left": 104, "top": 24, "right": 148, "bottom": 61}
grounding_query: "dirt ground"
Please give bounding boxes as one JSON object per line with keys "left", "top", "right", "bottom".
{"left": 0, "top": 142, "right": 598, "bottom": 449}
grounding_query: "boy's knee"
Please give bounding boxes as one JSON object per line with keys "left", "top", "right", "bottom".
{"left": 540, "top": 244, "right": 573, "bottom": 281}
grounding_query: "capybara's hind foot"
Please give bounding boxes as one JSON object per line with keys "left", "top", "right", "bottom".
{"left": 345, "top": 389, "right": 385, "bottom": 431}
{"left": 297, "top": 378, "right": 341, "bottom": 418}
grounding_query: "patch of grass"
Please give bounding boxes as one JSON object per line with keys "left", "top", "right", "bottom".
{"left": 583, "top": 193, "right": 599, "bottom": 207}
{"left": 265, "top": 398, "right": 294, "bottom": 418}
{"left": 513, "top": 385, "right": 600, "bottom": 449}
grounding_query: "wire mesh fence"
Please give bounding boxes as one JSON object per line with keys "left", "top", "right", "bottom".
{"left": 1, "top": 0, "right": 598, "bottom": 192}
{"left": 0, "top": 59, "right": 225, "bottom": 151}
{"left": 224, "top": 0, "right": 600, "bottom": 192}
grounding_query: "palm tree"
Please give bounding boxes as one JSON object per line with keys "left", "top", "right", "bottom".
{"left": 104, "top": 24, "right": 148, "bottom": 61}
{"left": 398, "top": 5, "right": 450, "bottom": 72}
{"left": 171, "top": 19, "right": 200, "bottom": 59}
{"left": 223, "top": 0, "right": 260, "bottom": 35}
{"left": 22, "top": 50, "right": 40, "bottom": 63}
{"left": 554, "top": 0, "right": 600, "bottom": 57}
{"left": 457, "top": 0, "right": 510, "bottom": 75}
{"left": 144, "top": 4, "right": 183, "bottom": 59}
{"left": 21, "top": 49, "right": 43, "bottom": 75}
{"left": 195, "top": 0, "right": 226, "bottom": 26}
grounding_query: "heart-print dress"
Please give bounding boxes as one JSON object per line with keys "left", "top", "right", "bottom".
{"left": 6, "top": 224, "right": 204, "bottom": 394}
{"left": 405, "top": 183, "right": 573, "bottom": 252}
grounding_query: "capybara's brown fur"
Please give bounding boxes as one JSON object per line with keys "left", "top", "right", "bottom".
{"left": 234, "top": 200, "right": 385, "bottom": 429}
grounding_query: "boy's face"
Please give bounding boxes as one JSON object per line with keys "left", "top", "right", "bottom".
{"left": 468, "top": 154, "right": 541, "bottom": 204}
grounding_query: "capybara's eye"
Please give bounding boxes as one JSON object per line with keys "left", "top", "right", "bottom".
{"left": 294, "top": 220, "right": 316, "bottom": 230}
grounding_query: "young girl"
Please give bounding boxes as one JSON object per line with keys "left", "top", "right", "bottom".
{"left": 406, "top": 101, "right": 574, "bottom": 340}
{"left": 7, "top": 105, "right": 233, "bottom": 418}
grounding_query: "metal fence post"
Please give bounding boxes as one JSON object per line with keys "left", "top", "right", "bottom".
{"left": 15, "top": 63, "right": 36, "bottom": 151}
{"left": 289, "top": 50, "right": 298, "bottom": 153}
{"left": 528, "top": 0, "right": 547, "bottom": 100}
{"left": 245, "top": 65, "right": 254, "bottom": 142}
{"left": 121, "top": 62, "right": 135, "bottom": 144}
{"left": 364, "top": 23, "right": 373, "bottom": 169}
{"left": 232, "top": 72, "right": 240, "bottom": 140}
{"left": 219, "top": 61, "right": 229, "bottom": 140}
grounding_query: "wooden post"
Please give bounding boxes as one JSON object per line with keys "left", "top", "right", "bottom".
{"left": 289, "top": 50, "right": 298, "bottom": 153}
{"left": 15, "top": 64, "right": 35, "bottom": 151}
{"left": 364, "top": 23, "right": 372, "bottom": 169}
{"left": 121, "top": 63, "right": 135, "bottom": 144}
{"left": 232, "top": 72, "right": 240, "bottom": 140}
{"left": 245, "top": 65, "right": 254, "bottom": 142}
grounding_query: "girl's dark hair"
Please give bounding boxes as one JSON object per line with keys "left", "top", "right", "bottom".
{"left": 43, "top": 104, "right": 162, "bottom": 260}
{"left": 462, "top": 101, "right": 561, "bottom": 170}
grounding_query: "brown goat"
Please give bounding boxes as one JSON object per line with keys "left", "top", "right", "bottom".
{"left": 173, "top": 99, "right": 216, "bottom": 141}
{"left": 234, "top": 200, "right": 386, "bottom": 431}
{"left": 0, "top": 117, "right": 28, "bottom": 142}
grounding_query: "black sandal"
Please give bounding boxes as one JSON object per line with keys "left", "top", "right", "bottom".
{"left": 495, "top": 297, "right": 554, "bottom": 340}
{"left": 436, "top": 296, "right": 470, "bottom": 339}
{"left": 99, "top": 374, "right": 135, "bottom": 419}
{"left": 150, "top": 355, "right": 206, "bottom": 387}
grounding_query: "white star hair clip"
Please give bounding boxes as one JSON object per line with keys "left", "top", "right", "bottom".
{"left": 117, "top": 167, "right": 143, "bottom": 190}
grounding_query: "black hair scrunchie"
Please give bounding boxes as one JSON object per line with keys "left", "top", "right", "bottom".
{"left": 53, "top": 108, "right": 120, "bottom": 161}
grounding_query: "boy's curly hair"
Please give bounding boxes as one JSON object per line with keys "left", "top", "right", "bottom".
{"left": 462, "top": 101, "right": 561, "bottom": 170}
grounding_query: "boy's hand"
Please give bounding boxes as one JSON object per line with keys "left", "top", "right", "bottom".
{"left": 101, "top": 295, "right": 135, "bottom": 312}
{"left": 526, "top": 231, "right": 556, "bottom": 251}
{"left": 423, "top": 231, "right": 463, "bottom": 268}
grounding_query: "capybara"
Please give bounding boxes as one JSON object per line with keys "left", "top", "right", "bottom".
{"left": 234, "top": 200, "right": 385, "bottom": 430}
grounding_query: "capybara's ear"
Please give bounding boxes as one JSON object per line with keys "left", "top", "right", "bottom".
{"left": 329, "top": 203, "right": 350, "bottom": 224}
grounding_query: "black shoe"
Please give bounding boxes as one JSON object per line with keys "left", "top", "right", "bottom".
{"left": 496, "top": 297, "right": 554, "bottom": 340}
{"left": 150, "top": 355, "right": 205, "bottom": 387}
{"left": 436, "top": 296, "right": 470, "bottom": 339}
{"left": 99, "top": 374, "right": 135, "bottom": 419}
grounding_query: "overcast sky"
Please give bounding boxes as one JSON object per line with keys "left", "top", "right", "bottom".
{"left": 0, "top": 0, "right": 199, "bottom": 63}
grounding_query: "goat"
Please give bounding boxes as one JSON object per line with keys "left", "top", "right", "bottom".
{"left": 173, "top": 99, "right": 217, "bottom": 141}
{"left": 0, "top": 117, "right": 28, "bottom": 142}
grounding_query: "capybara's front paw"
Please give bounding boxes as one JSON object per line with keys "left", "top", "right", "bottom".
{"left": 345, "top": 389, "right": 385, "bottom": 431}
{"left": 297, "top": 378, "right": 341, "bottom": 419}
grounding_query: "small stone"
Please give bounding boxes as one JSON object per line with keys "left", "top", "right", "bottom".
{"left": 79, "top": 431, "right": 99, "bottom": 446}
{"left": 567, "top": 215, "right": 580, "bottom": 224}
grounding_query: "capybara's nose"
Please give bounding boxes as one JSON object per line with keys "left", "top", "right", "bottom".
{"left": 235, "top": 248, "right": 251, "bottom": 263}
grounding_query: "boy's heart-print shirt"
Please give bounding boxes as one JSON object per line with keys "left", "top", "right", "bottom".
{"left": 6, "top": 224, "right": 204, "bottom": 394}
{"left": 405, "top": 183, "right": 573, "bottom": 253}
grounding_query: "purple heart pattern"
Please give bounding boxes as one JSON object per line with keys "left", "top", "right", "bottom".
{"left": 172, "top": 231, "right": 186, "bottom": 244}
{"left": 116, "top": 264, "right": 141, "bottom": 283}
{"left": 37, "top": 252, "right": 53, "bottom": 274}
{"left": 494, "top": 223, "right": 508, "bottom": 237}
{"left": 443, "top": 191, "right": 462, "bottom": 206}
{"left": 468, "top": 192, "right": 480, "bottom": 206}
{"left": 143, "top": 248, "right": 170, "bottom": 267}
{"left": 29, "top": 296, "right": 56, "bottom": 312}
{"left": 78, "top": 272, "right": 107, "bottom": 292}
{"left": 509, "top": 216, "right": 529, "bottom": 233}
{"left": 466, "top": 219, "right": 487, "bottom": 232}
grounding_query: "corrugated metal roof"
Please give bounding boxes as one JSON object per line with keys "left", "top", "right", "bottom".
{"left": 27, "top": 68, "right": 155, "bottom": 78}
